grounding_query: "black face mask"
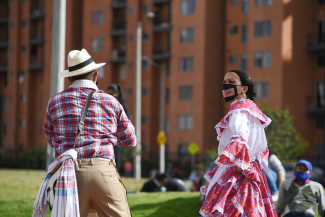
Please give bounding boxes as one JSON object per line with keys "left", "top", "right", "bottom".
{"left": 222, "top": 84, "right": 242, "bottom": 102}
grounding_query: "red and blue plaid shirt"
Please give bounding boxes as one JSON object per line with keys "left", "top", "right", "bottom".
{"left": 43, "top": 80, "right": 136, "bottom": 160}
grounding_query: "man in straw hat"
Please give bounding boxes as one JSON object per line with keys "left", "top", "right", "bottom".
{"left": 43, "top": 49, "right": 136, "bottom": 216}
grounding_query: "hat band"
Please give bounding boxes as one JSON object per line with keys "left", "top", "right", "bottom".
{"left": 68, "top": 57, "right": 94, "bottom": 72}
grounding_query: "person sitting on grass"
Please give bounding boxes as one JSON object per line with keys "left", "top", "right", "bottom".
{"left": 157, "top": 173, "right": 190, "bottom": 192}
{"left": 276, "top": 159, "right": 325, "bottom": 217}
{"left": 140, "top": 172, "right": 162, "bottom": 192}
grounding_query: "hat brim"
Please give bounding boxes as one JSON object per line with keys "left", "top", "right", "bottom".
{"left": 58, "top": 62, "right": 106, "bottom": 78}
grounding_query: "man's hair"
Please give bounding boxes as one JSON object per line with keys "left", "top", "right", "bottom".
{"left": 69, "top": 70, "right": 96, "bottom": 83}
{"left": 156, "top": 173, "right": 168, "bottom": 181}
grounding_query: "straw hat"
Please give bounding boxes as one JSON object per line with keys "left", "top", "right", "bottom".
{"left": 58, "top": 48, "right": 106, "bottom": 78}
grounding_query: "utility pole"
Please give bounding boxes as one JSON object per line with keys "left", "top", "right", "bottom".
{"left": 134, "top": 22, "right": 142, "bottom": 180}
{"left": 47, "top": 0, "right": 66, "bottom": 168}
{"left": 159, "top": 66, "right": 166, "bottom": 173}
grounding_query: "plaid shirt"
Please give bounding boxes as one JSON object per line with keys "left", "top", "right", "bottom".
{"left": 44, "top": 80, "right": 136, "bottom": 160}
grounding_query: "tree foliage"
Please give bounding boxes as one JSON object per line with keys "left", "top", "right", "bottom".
{"left": 260, "top": 104, "right": 309, "bottom": 162}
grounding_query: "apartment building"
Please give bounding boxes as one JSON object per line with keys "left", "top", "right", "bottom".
{"left": 4, "top": 0, "right": 325, "bottom": 166}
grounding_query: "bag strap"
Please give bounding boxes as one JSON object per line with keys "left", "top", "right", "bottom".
{"left": 72, "top": 90, "right": 96, "bottom": 149}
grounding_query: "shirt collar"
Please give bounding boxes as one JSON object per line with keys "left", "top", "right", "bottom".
{"left": 69, "top": 79, "right": 99, "bottom": 90}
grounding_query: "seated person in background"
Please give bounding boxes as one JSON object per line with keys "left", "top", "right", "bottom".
{"left": 188, "top": 164, "right": 204, "bottom": 192}
{"left": 276, "top": 160, "right": 325, "bottom": 217}
{"left": 140, "top": 172, "right": 162, "bottom": 192}
{"left": 157, "top": 173, "right": 190, "bottom": 192}
{"left": 263, "top": 152, "right": 286, "bottom": 199}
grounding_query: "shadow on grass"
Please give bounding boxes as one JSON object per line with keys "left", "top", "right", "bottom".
{"left": 130, "top": 197, "right": 201, "bottom": 217}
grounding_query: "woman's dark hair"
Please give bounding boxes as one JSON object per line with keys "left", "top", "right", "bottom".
{"left": 107, "top": 84, "right": 126, "bottom": 103}
{"left": 229, "top": 70, "right": 256, "bottom": 102}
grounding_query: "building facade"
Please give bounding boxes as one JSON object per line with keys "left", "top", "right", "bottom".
{"left": 2, "top": 0, "right": 325, "bottom": 166}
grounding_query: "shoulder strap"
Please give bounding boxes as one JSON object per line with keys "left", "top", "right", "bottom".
{"left": 72, "top": 90, "right": 96, "bottom": 149}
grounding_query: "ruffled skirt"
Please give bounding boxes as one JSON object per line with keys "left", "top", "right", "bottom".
{"left": 199, "top": 160, "right": 277, "bottom": 217}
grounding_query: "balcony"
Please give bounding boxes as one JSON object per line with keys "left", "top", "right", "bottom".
{"left": 29, "top": 30, "right": 44, "bottom": 45}
{"left": 109, "top": 48, "right": 126, "bottom": 64}
{"left": 152, "top": 45, "right": 170, "bottom": 61}
{"left": 307, "top": 33, "right": 325, "bottom": 53}
{"left": 306, "top": 83, "right": 325, "bottom": 115}
{"left": 153, "top": 0, "right": 171, "bottom": 4}
{"left": 30, "top": 6, "right": 45, "bottom": 20}
{"left": 29, "top": 55, "right": 43, "bottom": 71}
{"left": 152, "top": 14, "right": 171, "bottom": 32}
{"left": 110, "top": 0, "right": 127, "bottom": 9}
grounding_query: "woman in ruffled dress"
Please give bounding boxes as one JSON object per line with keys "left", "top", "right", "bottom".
{"left": 199, "top": 70, "right": 277, "bottom": 217}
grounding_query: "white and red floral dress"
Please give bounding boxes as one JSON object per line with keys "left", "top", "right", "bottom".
{"left": 199, "top": 99, "right": 277, "bottom": 217}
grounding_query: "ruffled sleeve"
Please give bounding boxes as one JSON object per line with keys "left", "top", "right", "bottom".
{"left": 216, "top": 111, "right": 251, "bottom": 171}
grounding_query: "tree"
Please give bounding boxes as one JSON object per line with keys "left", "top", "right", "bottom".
{"left": 260, "top": 104, "right": 309, "bottom": 162}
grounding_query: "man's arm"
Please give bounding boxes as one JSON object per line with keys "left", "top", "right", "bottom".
{"left": 269, "top": 154, "right": 286, "bottom": 186}
{"left": 276, "top": 181, "right": 287, "bottom": 216}
{"left": 43, "top": 101, "right": 54, "bottom": 147}
{"left": 115, "top": 103, "right": 136, "bottom": 148}
{"left": 316, "top": 183, "right": 325, "bottom": 216}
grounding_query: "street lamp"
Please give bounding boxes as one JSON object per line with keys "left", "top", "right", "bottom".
{"left": 142, "top": 56, "right": 166, "bottom": 173}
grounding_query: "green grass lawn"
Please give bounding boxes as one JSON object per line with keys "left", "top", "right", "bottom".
{"left": 0, "top": 169, "right": 201, "bottom": 217}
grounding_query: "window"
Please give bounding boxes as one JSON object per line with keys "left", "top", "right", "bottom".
{"left": 255, "top": 20, "right": 271, "bottom": 37}
{"left": 143, "top": 4, "right": 150, "bottom": 13}
{"left": 317, "top": 54, "right": 325, "bottom": 67}
{"left": 256, "top": 0, "right": 272, "bottom": 6}
{"left": 3, "top": 122, "right": 6, "bottom": 135}
{"left": 98, "top": 66, "right": 105, "bottom": 79}
{"left": 128, "top": 88, "right": 133, "bottom": 98}
{"left": 92, "top": 10, "right": 104, "bottom": 25}
{"left": 141, "top": 115, "right": 148, "bottom": 124}
{"left": 179, "top": 57, "right": 194, "bottom": 72}
{"left": 231, "top": 0, "right": 239, "bottom": 5}
{"left": 22, "top": 0, "right": 26, "bottom": 2}
{"left": 11, "top": 21, "right": 14, "bottom": 28}
{"left": 129, "top": 5, "right": 135, "bottom": 15}
{"left": 142, "top": 87, "right": 149, "bottom": 97}
{"left": 180, "top": 27, "right": 194, "bottom": 43}
{"left": 129, "top": 61, "right": 133, "bottom": 70}
{"left": 165, "top": 116, "right": 170, "bottom": 133}
{"left": 20, "top": 94, "right": 26, "bottom": 103}
{"left": 178, "top": 114, "right": 193, "bottom": 130}
{"left": 3, "top": 96, "right": 8, "bottom": 111}
{"left": 21, "top": 45, "right": 26, "bottom": 52}
{"left": 241, "top": 24, "right": 248, "bottom": 43}
{"left": 255, "top": 82, "right": 270, "bottom": 98}
{"left": 166, "top": 88, "right": 170, "bottom": 104}
{"left": 21, "top": 20, "right": 27, "bottom": 28}
{"left": 230, "top": 25, "right": 238, "bottom": 35}
{"left": 19, "top": 118, "right": 26, "bottom": 128}
{"left": 91, "top": 37, "right": 104, "bottom": 52}
{"left": 129, "top": 33, "right": 134, "bottom": 42}
{"left": 143, "top": 32, "right": 150, "bottom": 42}
{"left": 119, "top": 64, "right": 126, "bottom": 80}
{"left": 181, "top": 0, "right": 195, "bottom": 15}
{"left": 142, "top": 59, "right": 149, "bottom": 69}
{"left": 254, "top": 51, "right": 271, "bottom": 68}
{"left": 179, "top": 85, "right": 193, "bottom": 101}
{"left": 241, "top": 54, "right": 248, "bottom": 71}
{"left": 229, "top": 54, "right": 237, "bottom": 65}
{"left": 242, "top": 0, "right": 249, "bottom": 13}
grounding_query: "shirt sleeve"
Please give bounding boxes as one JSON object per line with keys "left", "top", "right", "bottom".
{"left": 276, "top": 180, "right": 286, "bottom": 215}
{"left": 269, "top": 154, "right": 286, "bottom": 175}
{"left": 115, "top": 103, "right": 137, "bottom": 148}
{"left": 316, "top": 183, "right": 325, "bottom": 216}
{"left": 43, "top": 100, "right": 54, "bottom": 147}
{"left": 216, "top": 110, "right": 251, "bottom": 171}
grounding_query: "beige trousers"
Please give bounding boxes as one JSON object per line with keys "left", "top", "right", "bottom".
{"left": 75, "top": 158, "right": 132, "bottom": 217}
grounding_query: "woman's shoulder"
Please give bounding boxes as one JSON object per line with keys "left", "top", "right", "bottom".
{"left": 229, "top": 98, "right": 271, "bottom": 126}
{"left": 215, "top": 99, "right": 271, "bottom": 141}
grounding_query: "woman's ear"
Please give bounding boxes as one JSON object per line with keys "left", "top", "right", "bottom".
{"left": 243, "top": 86, "right": 248, "bottom": 93}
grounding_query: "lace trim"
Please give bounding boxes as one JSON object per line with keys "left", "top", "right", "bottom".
{"left": 231, "top": 198, "right": 244, "bottom": 214}
{"left": 215, "top": 150, "right": 251, "bottom": 171}
{"left": 215, "top": 99, "right": 271, "bottom": 141}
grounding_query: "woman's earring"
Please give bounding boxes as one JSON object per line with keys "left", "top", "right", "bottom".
{"left": 222, "top": 98, "right": 226, "bottom": 106}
